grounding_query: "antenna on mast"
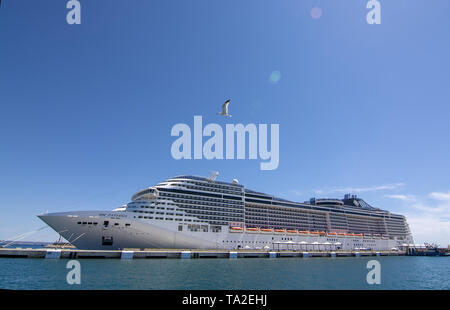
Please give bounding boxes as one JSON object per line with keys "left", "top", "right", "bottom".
{"left": 208, "top": 171, "right": 219, "bottom": 181}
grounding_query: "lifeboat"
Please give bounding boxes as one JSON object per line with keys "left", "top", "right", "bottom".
{"left": 347, "top": 233, "right": 355, "bottom": 237}
{"left": 328, "top": 232, "right": 337, "bottom": 236}
{"left": 274, "top": 229, "right": 286, "bottom": 233}
{"left": 287, "top": 230, "right": 298, "bottom": 234}
{"left": 355, "top": 233, "right": 363, "bottom": 237}
{"left": 229, "top": 226, "right": 243, "bottom": 232}
{"left": 337, "top": 233, "right": 346, "bottom": 236}
{"left": 246, "top": 227, "right": 259, "bottom": 232}
{"left": 310, "top": 231, "right": 320, "bottom": 235}
{"left": 260, "top": 228, "right": 273, "bottom": 233}
{"left": 298, "top": 230, "right": 309, "bottom": 234}
{"left": 319, "top": 231, "right": 326, "bottom": 236}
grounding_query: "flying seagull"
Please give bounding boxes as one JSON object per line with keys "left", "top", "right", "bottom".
{"left": 218, "top": 99, "right": 232, "bottom": 117}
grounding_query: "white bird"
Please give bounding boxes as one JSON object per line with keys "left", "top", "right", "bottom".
{"left": 208, "top": 171, "right": 219, "bottom": 181}
{"left": 218, "top": 99, "right": 232, "bottom": 117}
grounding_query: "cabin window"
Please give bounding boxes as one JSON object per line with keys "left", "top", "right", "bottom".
{"left": 178, "top": 225, "right": 183, "bottom": 231}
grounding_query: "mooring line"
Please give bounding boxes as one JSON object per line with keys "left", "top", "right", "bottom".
{"left": 1, "top": 226, "right": 49, "bottom": 248}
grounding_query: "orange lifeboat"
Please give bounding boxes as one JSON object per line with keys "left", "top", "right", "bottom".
{"left": 328, "top": 232, "right": 337, "bottom": 236}
{"left": 337, "top": 233, "right": 346, "bottom": 236}
{"left": 355, "top": 233, "right": 363, "bottom": 237}
{"left": 298, "top": 230, "right": 309, "bottom": 234}
{"left": 230, "top": 226, "right": 243, "bottom": 231}
{"left": 310, "top": 231, "right": 320, "bottom": 235}
{"left": 260, "top": 228, "right": 273, "bottom": 233}
{"left": 319, "top": 231, "right": 326, "bottom": 236}
{"left": 347, "top": 233, "right": 355, "bottom": 237}
{"left": 274, "top": 229, "right": 286, "bottom": 233}
{"left": 246, "top": 227, "right": 259, "bottom": 232}
{"left": 287, "top": 230, "right": 298, "bottom": 234}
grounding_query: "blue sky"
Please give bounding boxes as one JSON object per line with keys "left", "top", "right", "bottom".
{"left": 1, "top": 0, "right": 449, "bottom": 246}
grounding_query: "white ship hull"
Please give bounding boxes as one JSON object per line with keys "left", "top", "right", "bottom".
{"left": 39, "top": 211, "right": 403, "bottom": 251}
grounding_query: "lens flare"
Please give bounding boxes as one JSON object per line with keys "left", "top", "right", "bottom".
{"left": 270, "top": 71, "right": 281, "bottom": 84}
{"left": 310, "top": 7, "right": 322, "bottom": 19}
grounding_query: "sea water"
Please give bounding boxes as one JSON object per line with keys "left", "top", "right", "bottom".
{"left": 0, "top": 256, "right": 449, "bottom": 290}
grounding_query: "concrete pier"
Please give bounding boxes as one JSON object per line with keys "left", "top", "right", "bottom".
{"left": 45, "top": 249, "right": 61, "bottom": 259}
{"left": 121, "top": 250, "right": 134, "bottom": 260}
{"left": 0, "top": 247, "right": 405, "bottom": 259}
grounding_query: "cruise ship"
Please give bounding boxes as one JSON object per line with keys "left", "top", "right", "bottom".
{"left": 38, "top": 175, "right": 414, "bottom": 251}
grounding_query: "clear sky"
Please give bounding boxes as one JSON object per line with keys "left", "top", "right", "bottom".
{"left": 1, "top": 0, "right": 449, "bottom": 246}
